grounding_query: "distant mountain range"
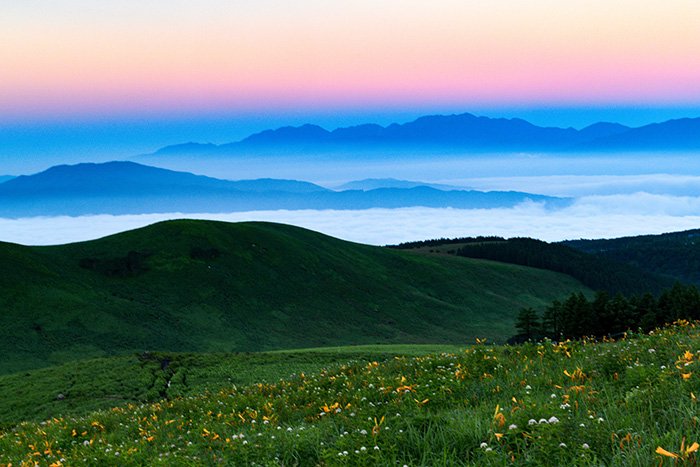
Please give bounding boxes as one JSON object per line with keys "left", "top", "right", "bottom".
{"left": 334, "top": 178, "right": 464, "bottom": 191}
{"left": 0, "top": 161, "right": 567, "bottom": 217}
{"left": 143, "top": 112, "right": 700, "bottom": 159}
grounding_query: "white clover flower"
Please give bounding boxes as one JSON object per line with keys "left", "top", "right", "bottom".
{"left": 550, "top": 393, "right": 557, "bottom": 399}
{"left": 508, "top": 424, "right": 518, "bottom": 430}
{"left": 597, "top": 417, "right": 604, "bottom": 423}
{"left": 360, "top": 446, "right": 367, "bottom": 452}
{"left": 579, "top": 423, "right": 586, "bottom": 427}
{"left": 548, "top": 416, "right": 560, "bottom": 424}
{"left": 582, "top": 443, "right": 590, "bottom": 449}
{"left": 560, "top": 403, "right": 571, "bottom": 409}
{"left": 360, "top": 429, "right": 368, "bottom": 435}
{"left": 525, "top": 385, "right": 532, "bottom": 390}
{"left": 539, "top": 418, "right": 549, "bottom": 424}
{"left": 528, "top": 419, "right": 537, "bottom": 425}
{"left": 374, "top": 446, "right": 380, "bottom": 451}
{"left": 480, "top": 442, "right": 488, "bottom": 448}
{"left": 648, "top": 348, "right": 656, "bottom": 353}
{"left": 485, "top": 447, "right": 493, "bottom": 452}
{"left": 559, "top": 443, "right": 567, "bottom": 448}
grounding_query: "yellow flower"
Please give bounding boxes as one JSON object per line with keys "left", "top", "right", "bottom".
{"left": 656, "top": 438, "right": 700, "bottom": 460}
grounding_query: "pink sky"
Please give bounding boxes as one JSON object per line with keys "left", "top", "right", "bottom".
{"left": 2, "top": 0, "right": 700, "bottom": 120}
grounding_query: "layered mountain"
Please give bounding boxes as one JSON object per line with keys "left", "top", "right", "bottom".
{"left": 334, "top": 178, "right": 464, "bottom": 191}
{"left": 0, "top": 161, "right": 566, "bottom": 217}
{"left": 0, "top": 220, "right": 589, "bottom": 373}
{"left": 144, "top": 113, "right": 700, "bottom": 159}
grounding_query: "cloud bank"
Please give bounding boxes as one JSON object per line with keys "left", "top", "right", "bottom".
{"left": 3, "top": 193, "right": 700, "bottom": 246}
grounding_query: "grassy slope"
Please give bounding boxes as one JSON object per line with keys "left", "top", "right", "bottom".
{"left": 0, "top": 220, "right": 589, "bottom": 374}
{"left": 0, "top": 345, "right": 462, "bottom": 428}
{"left": 2, "top": 323, "right": 700, "bottom": 465}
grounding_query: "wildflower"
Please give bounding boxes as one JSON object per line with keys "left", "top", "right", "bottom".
{"left": 528, "top": 419, "right": 537, "bottom": 425}
{"left": 550, "top": 393, "right": 557, "bottom": 399}
{"left": 582, "top": 443, "right": 590, "bottom": 449}
{"left": 493, "top": 405, "right": 506, "bottom": 428}
{"left": 480, "top": 442, "right": 488, "bottom": 448}
{"left": 539, "top": 418, "right": 548, "bottom": 424}
{"left": 560, "top": 403, "right": 571, "bottom": 409}
{"left": 374, "top": 445, "right": 380, "bottom": 450}
{"left": 508, "top": 424, "right": 518, "bottom": 430}
{"left": 548, "top": 416, "right": 560, "bottom": 424}
{"left": 656, "top": 438, "right": 700, "bottom": 460}
{"left": 559, "top": 443, "right": 567, "bottom": 448}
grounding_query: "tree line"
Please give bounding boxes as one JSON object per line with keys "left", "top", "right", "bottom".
{"left": 514, "top": 283, "right": 700, "bottom": 342}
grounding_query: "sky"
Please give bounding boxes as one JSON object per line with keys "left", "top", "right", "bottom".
{"left": 2, "top": 0, "right": 700, "bottom": 173}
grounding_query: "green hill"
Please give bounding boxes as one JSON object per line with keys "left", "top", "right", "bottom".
{"left": 393, "top": 236, "right": 674, "bottom": 295}
{"left": 0, "top": 220, "right": 588, "bottom": 374}
{"left": 565, "top": 229, "right": 700, "bottom": 285}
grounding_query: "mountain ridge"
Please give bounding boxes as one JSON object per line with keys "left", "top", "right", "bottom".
{"left": 0, "top": 161, "right": 566, "bottom": 217}
{"left": 145, "top": 112, "right": 700, "bottom": 157}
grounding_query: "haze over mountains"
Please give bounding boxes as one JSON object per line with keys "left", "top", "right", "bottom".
{"left": 144, "top": 112, "right": 700, "bottom": 159}
{"left": 0, "top": 161, "right": 566, "bottom": 218}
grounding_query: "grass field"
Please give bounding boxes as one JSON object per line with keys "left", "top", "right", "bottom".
{"left": 0, "top": 345, "right": 462, "bottom": 428}
{"left": 2, "top": 323, "right": 699, "bottom": 465}
{"left": 0, "top": 220, "right": 588, "bottom": 374}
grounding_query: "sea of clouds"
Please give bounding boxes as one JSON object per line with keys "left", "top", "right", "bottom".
{"left": 4, "top": 192, "right": 700, "bottom": 246}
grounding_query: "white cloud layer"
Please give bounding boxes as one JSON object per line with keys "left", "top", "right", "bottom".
{"left": 4, "top": 193, "right": 700, "bottom": 246}
{"left": 446, "top": 174, "right": 700, "bottom": 197}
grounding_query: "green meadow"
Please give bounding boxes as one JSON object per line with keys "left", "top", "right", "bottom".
{"left": 2, "top": 323, "right": 699, "bottom": 465}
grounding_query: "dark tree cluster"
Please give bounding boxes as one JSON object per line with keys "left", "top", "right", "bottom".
{"left": 388, "top": 236, "right": 506, "bottom": 249}
{"left": 513, "top": 283, "right": 700, "bottom": 342}
{"left": 455, "top": 238, "right": 672, "bottom": 296}
{"left": 79, "top": 250, "right": 151, "bottom": 277}
{"left": 565, "top": 230, "right": 700, "bottom": 286}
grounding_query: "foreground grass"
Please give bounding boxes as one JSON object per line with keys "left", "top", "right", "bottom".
{"left": 0, "top": 345, "right": 462, "bottom": 428}
{"left": 2, "top": 325, "right": 700, "bottom": 465}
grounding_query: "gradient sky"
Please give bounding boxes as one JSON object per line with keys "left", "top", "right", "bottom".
{"left": 2, "top": 0, "right": 700, "bottom": 172}
{"left": 3, "top": 0, "right": 700, "bottom": 120}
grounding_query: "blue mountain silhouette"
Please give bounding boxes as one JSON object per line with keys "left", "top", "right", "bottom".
{"left": 149, "top": 112, "right": 700, "bottom": 157}
{"left": 0, "top": 161, "right": 566, "bottom": 217}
